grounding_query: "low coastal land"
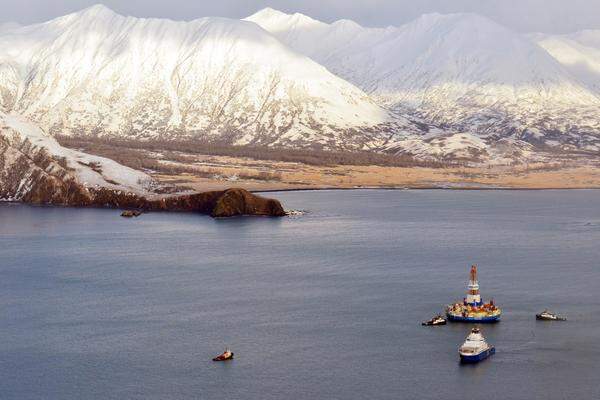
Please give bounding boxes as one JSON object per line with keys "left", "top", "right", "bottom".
{"left": 156, "top": 161, "right": 600, "bottom": 192}
{"left": 57, "top": 137, "right": 600, "bottom": 191}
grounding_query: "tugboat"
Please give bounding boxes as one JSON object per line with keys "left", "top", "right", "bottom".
{"left": 422, "top": 315, "right": 447, "bottom": 326}
{"left": 459, "top": 327, "right": 495, "bottom": 363}
{"left": 536, "top": 310, "right": 566, "bottom": 321}
{"left": 446, "top": 265, "right": 501, "bottom": 323}
{"left": 212, "top": 347, "right": 234, "bottom": 361}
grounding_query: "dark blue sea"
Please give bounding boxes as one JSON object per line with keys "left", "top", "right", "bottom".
{"left": 1, "top": 190, "right": 599, "bottom": 399}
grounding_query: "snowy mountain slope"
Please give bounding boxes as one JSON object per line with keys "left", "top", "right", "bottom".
{"left": 247, "top": 9, "right": 600, "bottom": 153}
{"left": 534, "top": 30, "right": 600, "bottom": 94}
{"left": 245, "top": 8, "right": 395, "bottom": 83}
{"left": 0, "top": 112, "right": 153, "bottom": 198}
{"left": 1, "top": 5, "right": 599, "bottom": 163}
{"left": 0, "top": 22, "right": 20, "bottom": 34}
{"left": 0, "top": 5, "right": 419, "bottom": 151}
{"left": 245, "top": 8, "right": 384, "bottom": 68}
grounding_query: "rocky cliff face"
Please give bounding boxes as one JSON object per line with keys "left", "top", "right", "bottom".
{"left": 0, "top": 124, "right": 93, "bottom": 204}
{"left": 209, "top": 188, "right": 286, "bottom": 217}
{"left": 0, "top": 114, "right": 285, "bottom": 217}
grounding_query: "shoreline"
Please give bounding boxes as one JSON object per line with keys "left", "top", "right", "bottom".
{"left": 0, "top": 188, "right": 286, "bottom": 218}
{"left": 4, "top": 184, "right": 598, "bottom": 213}
{"left": 2, "top": 186, "right": 599, "bottom": 218}
{"left": 252, "top": 185, "right": 600, "bottom": 193}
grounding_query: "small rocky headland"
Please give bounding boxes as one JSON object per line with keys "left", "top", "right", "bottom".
{"left": 117, "top": 188, "right": 286, "bottom": 218}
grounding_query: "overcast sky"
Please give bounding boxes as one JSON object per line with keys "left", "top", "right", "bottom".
{"left": 2, "top": 0, "right": 599, "bottom": 34}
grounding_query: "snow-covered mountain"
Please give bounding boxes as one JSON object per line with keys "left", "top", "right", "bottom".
{"left": 0, "top": 5, "right": 419, "bottom": 151}
{"left": 247, "top": 8, "right": 600, "bottom": 154}
{"left": 1, "top": 5, "right": 599, "bottom": 163}
{"left": 0, "top": 22, "right": 20, "bottom": 34}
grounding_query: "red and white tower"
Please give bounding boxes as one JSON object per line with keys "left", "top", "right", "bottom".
{"left": 466, "top": 265, "right": 482, "bottom": 305}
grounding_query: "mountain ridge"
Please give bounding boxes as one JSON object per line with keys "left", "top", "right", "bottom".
{"left": 0, "top": 4, "right": 599, "bottom": 162}
{"left": 0, "top": 4, "right": 419, "bottom": 152}
{"left": 247, "top": 8, "right": 600, "bottom": 155}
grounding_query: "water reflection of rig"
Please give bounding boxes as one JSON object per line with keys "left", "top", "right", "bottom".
{"left": 446, "top": 265, "right": 501, "bottom": 323}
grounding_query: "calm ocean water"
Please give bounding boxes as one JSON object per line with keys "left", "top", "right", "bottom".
{"left": 1, "top": 190, "right": 599, "bottom": 400}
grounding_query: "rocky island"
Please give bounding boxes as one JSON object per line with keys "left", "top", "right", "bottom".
{"left": 0, "top": 113, "right": 285, "bottom": 218}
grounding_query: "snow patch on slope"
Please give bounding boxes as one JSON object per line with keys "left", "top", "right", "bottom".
{"left": 1, "top": 112, "right": 152, "bottom": 193}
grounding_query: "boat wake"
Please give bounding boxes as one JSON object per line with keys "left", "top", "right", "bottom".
{"left": 286, "top": 209, "right": 308, "bottom": 218}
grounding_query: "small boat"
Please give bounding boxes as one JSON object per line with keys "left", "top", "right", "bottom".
{"left": 422, "top": 315, "right": 447, "bottom": 326}
{"left": 459, "top": 327, "right": 495, "bottom": 363}
{"left": 536, "top": 310, "right": 566, "bottom": 321}
{"left": 121, "top": 210, "right": 142, "bottom": 218}
{"left": 212, "top": 347, "right": 234, "bottom": 362}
